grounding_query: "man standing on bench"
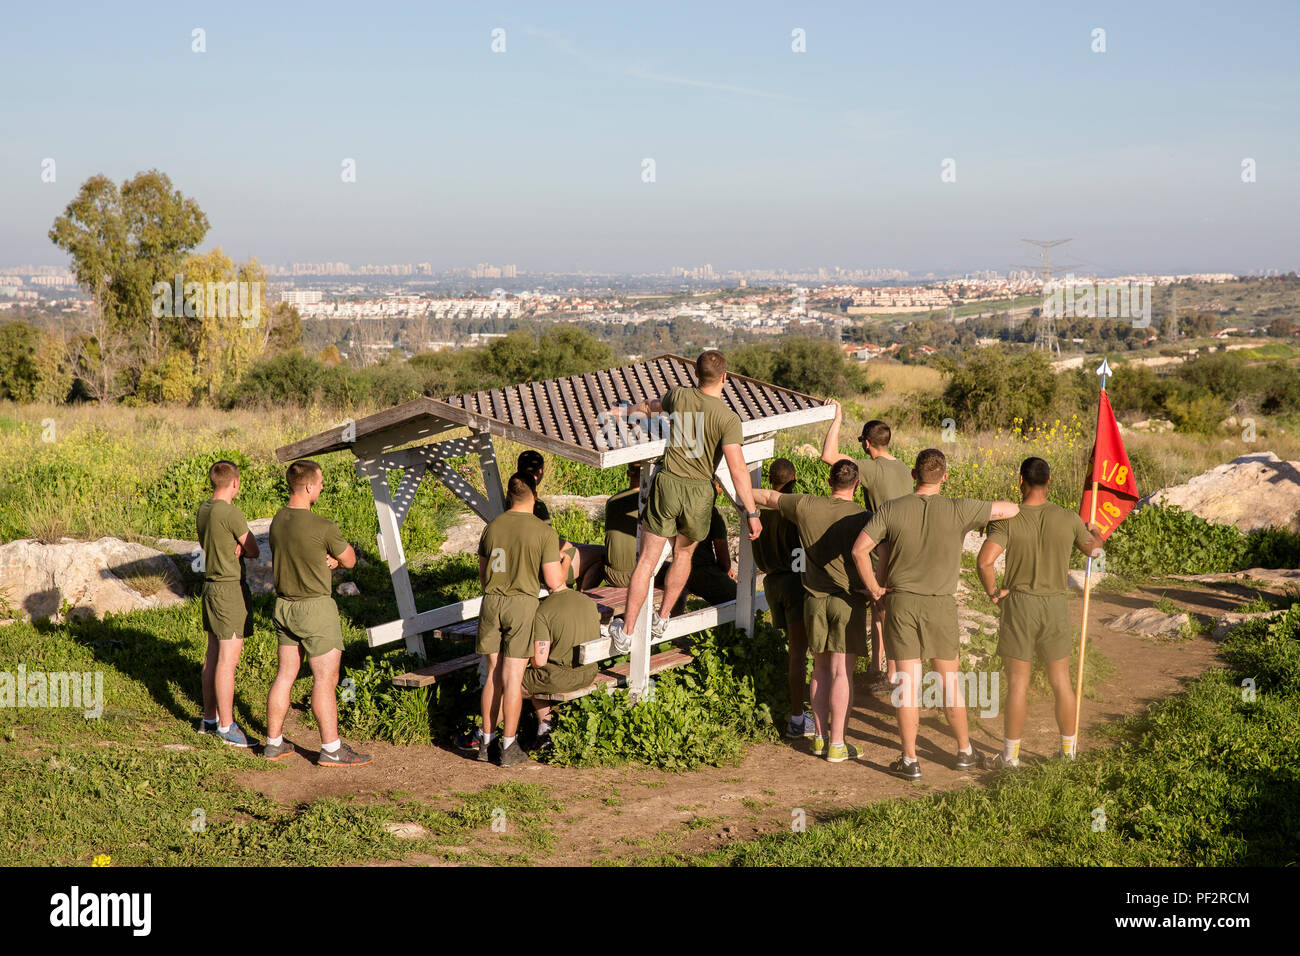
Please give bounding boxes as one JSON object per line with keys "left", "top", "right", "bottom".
{"left": 608, "top": 349, "right": 761, "bottom": 652}
{"left": 477, "top": 473, "right": 569, "bottom": 766}
{"left": 522, "top": 586, "right": 601, "bottom": 743}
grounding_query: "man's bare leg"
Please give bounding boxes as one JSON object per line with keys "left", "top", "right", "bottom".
{"left": 480, "top": 651, "right": 502, "bottom": 738}
{"left": 787, "top": 618, "right": 808, "bottom": 722}
{"left": 215, "top": 638, "right": 244, "bottom": 728}
{"left": 933, "top": 656, "right": 971, "bottom": 751}
{"left": 1044, "top": 657, "right": 1077, "bottom": 737}
{"left": 829, "top": 652, "right": 855, "bottom": 744}
{"left": 574, "top": 543, "right": 605, "bottom": 591}
{"left": 1003, "top": 657, "right": 1033, "bottom": 741}
{"left": 622, "top": 529, "right": 669, "bottom": 637}
{"left": 308, "top": 648, "right": 341, "bottom": 746}
{"left": 265, "top": 644, "right": 303, "bottom": 741}
{"left": 811, "top": 652, "right": 832, "bottom": 739}
{"left": 499, "top": 657, "right": 528, "bottom": 739}
{"left": 893, "top": 658, "right": 923, "bottom": 759}
{"left": 656, "top": 534, "right": 698, "bottom": 623}
{"left": 201, "top": 634, "right": 220, "bottom": 721}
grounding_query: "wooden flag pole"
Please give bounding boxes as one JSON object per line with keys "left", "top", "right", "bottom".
{"left": 1074, "top": 356, "right": 1112, "bottom": 749}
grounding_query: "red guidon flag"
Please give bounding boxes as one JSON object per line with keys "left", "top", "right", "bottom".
{"left": 1080, "top": 390, "right": 1138, "bottom": 541}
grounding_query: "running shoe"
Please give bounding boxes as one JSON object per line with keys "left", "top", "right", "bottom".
{"left": 216, "top": 723, "right": 257, "bottom": 748}
{"left": 263, "top": 738, "right": 296, "bottom": 761}
{"left": 887, "top": 756, "right": 922, "bottom": 781}
{"left": 317, "top": 742, "right": 372, "bottom": 767}
{"left": 826, "top": 742, "right": 860, "bottom": 763}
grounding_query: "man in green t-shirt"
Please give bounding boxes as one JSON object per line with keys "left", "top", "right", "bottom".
{"left": 516, "top": 450, "right": 603, "bottom": 590}
{"left": 522, "top": 586, "right": 601, "bottom": 739}
{"left": 602, "top": 464, "right": 642, "bottom": 589}
{"left": 196, "top": 459, "right": 261, "bottom": 748}
{"left": 853, "top": 448, "right": 1019, "bottom": 781}
{"left": 655, "top": 496, "right": 737, "bottom": 614}
{"left": 607, "top": 350, "right": 761, "bottom": 651}
{"left": 977, "top": 457, "right": 1103, "bottom": 768}
{"left": 265, "top": 459, "right": 369, "bottom": 767}
{"left": 476, "top": 473, "right": 569, "bottom": 767}
{"left": 752, "top": 459, "right": 870, "bottom": 765}
{"left": 821, "top": 400, "right": 914, "bottom": 690}
{"left": 753, "top": 458, "right": 810, "bottom": 739}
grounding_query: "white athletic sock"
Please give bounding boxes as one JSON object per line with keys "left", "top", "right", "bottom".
{"left": 1003, "top": 738, "right": 1021, "bottom": 764}
{"left": 482, "top": 732, "right": 493, "bottom": 747}
{"left": 320, "top": 739, "right": 341, "bottom": 753}
{"left": 502, "top": 736, "right": 516, "bottom": 749}
{"left": 958, "top": 745, "right": 972, "bottom": 755}
{"left": 902, "top": 754, "right": 918, "bottom": 765}
{"left": 266, "top": 735, "right": 284, "bottom": 747}
{"left": 218, "top": 723, "right": 232, "bottom": 734}
{"left": 1060, "top": 735, "right": 1076, "bottom": 758}
{"left": 537, "top": 721, "right": 551, "bottom": 736}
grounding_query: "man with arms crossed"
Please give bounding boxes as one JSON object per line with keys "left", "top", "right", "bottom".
{"left": 265, "top": 460, "right": 368, "bottom": 766}
{"left": 752, "top": 459, "right": 869, "bottom": 763}
{"left": 821, "top": 402, "right": 913, "bottom": 690}
{"left": 197, "top": 459, "right": 260, "bottom": 747}
{"left": 608, "top": 350, "right": 761, "bottom": 650}
{"left": 477, "top": 473, "right": 569, "bottom": 766}
{"left": 852, "top": 448, "right": 1019, "bottom": 780}
{"left": 753, "top": 458, "right": 812, "bottom": 739}
{"left": 977, "top": 457, "right": 1103, "bottom": 767}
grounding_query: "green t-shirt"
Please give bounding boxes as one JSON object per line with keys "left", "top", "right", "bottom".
{"left": 775, "top": 493, "right": 870, "bottom": 597}
{"left": 853, "top": 456, "right": 914, "bottom": 513}
{"left": 986, "top": 502, "right": 1093, "bottom": 596}
{"left": 660, "top": 386, "right": 743, "bottom": 483}
{"left": 478, "top": 510, "right": 561, "bottom": 597}
{"left": 603, "top": 486, "right": 641, "bottom": 576}
{"left": 269, "top": 506, "right": 349, "bottom": 601}
{"left": 691, "top": 508, "right": 728, "bottom": 572}
{"left": 754, "top": 501, "right": 801, "bottom": 576}
{"left": 196, "top": 498, "right": 250, "bottom": 584}
{"left": 532, "top": 588, "right": 600, "bottom": 666}
{"left": 864, "top": 493, "right": 992, "bottom": 596}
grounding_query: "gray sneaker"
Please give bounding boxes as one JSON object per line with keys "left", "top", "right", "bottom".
{"left": 498, "top": 738, "right": 528, "bottom": 767}
{"left": 651, "top": 612, "right": 669, "bottom": 639}
{"left": 608, "top": 618, "right": 631, "bottom": 654}
{"left": 263, "top": 738, "right": 296, "bottom": 761}
{"left": 317, "top": 742, "right": 372, "bottom": 768}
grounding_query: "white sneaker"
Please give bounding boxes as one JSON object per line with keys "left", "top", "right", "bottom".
{"left": 608, "top": 618, "right": 631, "bottom": 654}
{"left": 651, "top": 612, "right": 669, "bottom": 639}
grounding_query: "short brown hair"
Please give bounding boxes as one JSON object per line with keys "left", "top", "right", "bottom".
{"left": 914, "top": 448, "right": 947, "bottom": 484}
{"left": 696, "top": 349, "right": 727, "bottom": 386}
{"left": 286, "top": 459, "right": 322, "bottom": 492}
{"left": 828, "top": 458, "right": 859, "bottom": 491}
{"left": 769, "top": 458, "right": 796, "bottom": 491}
{"left": 506, "top": 472, "right": 536, "bottom": 506}
{"left": 860, "top": 420, "right": 892, "bottom": 449}
{"left": 209, "top": 459, "right": 240, "bottom": 490}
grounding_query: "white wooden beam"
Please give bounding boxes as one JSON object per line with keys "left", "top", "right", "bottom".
{"left": 359, "top": 435, "right": 479, "bottom": 472}
{"left": 473, "top": 430, "right": 505, "bottom": 519}
{"left": 389, "top": 461, "right": 428, "bottom": 528}
{"left": 366, "top": 596, "right": 484, "bottom": 648}
{"left": 427, "top": 458, "right": 494, "bottom": 522}
{"left": 580, "top": 592, "right": 770, "bottom": 664}
{"left": 734, "top": 459, "right": 762, "bottom": 637}
{"left": 357, "top": 459, "right": 424, "bottom": 658}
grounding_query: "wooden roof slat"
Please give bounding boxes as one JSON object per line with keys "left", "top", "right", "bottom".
{"left": 275, "top": 354, "right": 829, "bottom": 464}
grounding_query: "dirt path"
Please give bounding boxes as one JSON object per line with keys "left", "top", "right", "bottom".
{"left": 233, "top": 580, "right": 1256, "bottom": 865}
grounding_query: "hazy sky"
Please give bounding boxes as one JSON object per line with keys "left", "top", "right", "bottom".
{"left": 2, "top": 1, "right": 1297, "bottom": 275}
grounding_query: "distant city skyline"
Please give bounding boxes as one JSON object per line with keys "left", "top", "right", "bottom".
{"left": 2, "top": 1, "right": 1297, "bottom": 275}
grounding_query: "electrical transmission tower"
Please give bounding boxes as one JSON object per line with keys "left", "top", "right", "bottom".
{"left": 1013, "top": 238, "right": 1073, "bottom": 357}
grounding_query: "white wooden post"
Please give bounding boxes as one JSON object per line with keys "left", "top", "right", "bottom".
{"left": 734, "top": 460, "right": 762, "bottom": 637}
{"left": 473, "top": 430, "right": 505, "bottom": 519}
{"left": 628, "top": 460, "right": 670, "bottom": 701}
{"left": 356, "top": 459, "right": 425, "bottom": 659}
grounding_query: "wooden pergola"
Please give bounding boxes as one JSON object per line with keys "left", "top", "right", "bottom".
{"left": 276, "top": 354, "right": 834, "bottom": 701}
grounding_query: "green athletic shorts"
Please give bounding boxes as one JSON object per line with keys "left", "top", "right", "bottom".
{"left": 764, "top": 572, "right": 805, "bottom": 631}
{"left": 603, "top": 566, "right": 632, "bottom": 589}
{"left": 803, "top": 591, "right": 869, "bottom": 656}
{"left": 884, "top": 591, "right": 959, "bottom": 662}
{"left": 273, "top": 595, "right": 344, "bottom": 660}
{"left": 998, "top": 591, "right": 1072, "bottom": 662}
{"left": 477, "top": 593, "right": 539, "bottom": 658}
{"left": 202, "top": 580, "right": 253, "bottom": 640}
{"left": 642, "top": 471, "right": 716, "bottom": 542}
{"left": 522, "top": 661, "right": 600, "bottom": 698}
